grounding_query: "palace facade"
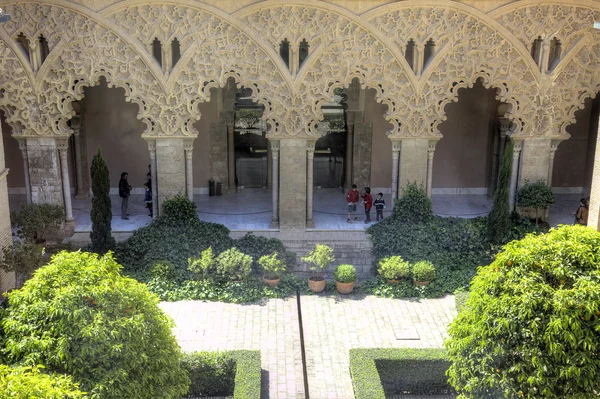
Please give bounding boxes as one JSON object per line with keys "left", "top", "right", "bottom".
{"left": 0, "top": 0, "right": 600, "bottom": 247}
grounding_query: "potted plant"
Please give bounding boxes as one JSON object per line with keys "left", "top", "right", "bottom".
{"left": 302, "top": 244, "right": 334, "bottom": 293}
{"left": 258, "top": 252, "right": 286, "bottom": 287}
{"left": 215, "top": 248, "right": 252, "bottom": 282}
{"left": 378, "top": 256, "right": 410, "bottom": 284}
{"left": 412, "top": 260, "right": 436, "bottom": 286}
{"left": 516, "top": 180, "right": 555, "bottom": 226}
{"left": 334, "top": 264, "right": 356, "bottom": 294}
{"left": 11, "top": 204, "right": 65, "bottom": 244}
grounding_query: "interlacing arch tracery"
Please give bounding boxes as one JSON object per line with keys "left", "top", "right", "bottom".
{"left": 0, "top": 1, "right": 600, "bottom": 139}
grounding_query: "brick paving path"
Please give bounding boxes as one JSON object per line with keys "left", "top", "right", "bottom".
{"left": 161, "top": 295, "right": 457, "bottom": 399}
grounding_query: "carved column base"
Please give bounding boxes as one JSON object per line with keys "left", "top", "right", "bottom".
{"left": 74, "top": 191, "right": 89, "bottom": 200}
{"left": 64, "top": 219, "right": 76, "bottom": 237}
{"left": 306, "top": 219, "right": 315, "bottom": 229}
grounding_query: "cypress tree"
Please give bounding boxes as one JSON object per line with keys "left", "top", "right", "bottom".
{"left": 487, "top": 140, "right": 513, "bottom": 244}
{"left": 90, "top": 148, "right": 116, "bottom": 254}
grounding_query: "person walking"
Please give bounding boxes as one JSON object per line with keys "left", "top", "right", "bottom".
{"left": 362, "top": 187, "right": 373, "bottom": 224}
{"left": 346, "top": 184, "right": 359, "bottom": 223}
{"left": 119, "top": 172, "right": 132, "bottom": 220}
{"left": 374, "top": 192, "right": 386, "bottom": 222}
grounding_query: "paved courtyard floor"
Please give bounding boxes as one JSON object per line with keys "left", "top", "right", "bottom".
{"left": 8, "top": 190, "right": 582, "bottom": 233}
{"left": 160, "top": 294, "right": 457, "bottom": 399}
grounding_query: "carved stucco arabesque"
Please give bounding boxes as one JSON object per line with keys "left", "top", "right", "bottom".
{"left": 0, "top": 1, "right": 599, "bottom": 140}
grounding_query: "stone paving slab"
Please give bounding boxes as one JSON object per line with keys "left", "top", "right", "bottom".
{"left": 160, "top": 299, "right": 305, "bottom": 399}
{"left": 300, "top": 294, "right": 457, "bottom": 399}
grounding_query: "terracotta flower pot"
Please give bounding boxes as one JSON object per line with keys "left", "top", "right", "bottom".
{"left": 336, "top": 281, "right": 354, "bottom": 294}
{"left": 308, "top": 277, "right": 326, "bottom": 293}
{"left": 263, "top": 276, "right": 280, "bottom": 288}
{"left": 413, "top": 280, "right": 430, "bottom": 287}
{"left": 386, "top": 279, "right": 401, "bottom": 285}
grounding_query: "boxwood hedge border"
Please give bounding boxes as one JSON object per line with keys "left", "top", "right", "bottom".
{"left": 349, "top": 348, "right": 451, "bottom": 399}
{"left": 184, "top": 350, "right": 261, "bottom": 399}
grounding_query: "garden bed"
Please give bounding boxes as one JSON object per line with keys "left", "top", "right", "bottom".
{"left": 350, "top": 348, "right": 453, "bottom": 399}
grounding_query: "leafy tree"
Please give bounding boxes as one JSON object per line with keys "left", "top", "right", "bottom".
{"left": 2, "top": 251, "right": 189, "bottom": 399}
{"left": 517, "top": 180, "right": 555, "bottom": 225}
{"left": 0, "top": 365, "right": 87, "bottom": 399}
{"left": 11, "top": 203, "right": 64, "bottom": 243}
{"left": 302, "top": 244, "right": 335, "bottom": 281}
{"left": 0, "top": 241, "right": 45, "bottom": 288}
{"left": 445, "top": 225, "right": 600, "bottom": 398}
{"left": 90, "top": 149, "right": 115, "bottom": 254}
{"left": 487, "top": 141, "right": 513, "bottom": 243}
{"left": 393, "top": 182, "right": 433, "bottom": 223}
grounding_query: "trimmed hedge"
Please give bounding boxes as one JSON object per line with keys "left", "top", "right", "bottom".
{"left": 349, "top": 348, "right": 452, "bottom": 399}
{"left": 182, "top": 350, "right": 261, "bottom": 399}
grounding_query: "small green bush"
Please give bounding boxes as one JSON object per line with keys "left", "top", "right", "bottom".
{"left": 258, "top": 252, "right": 286, "bottom": 280}
{"left": 216, "top": 248, "right": 252, "bottom": 281}
{"left": 2, "top": 251, "right": 189, "bottom": 399}
{"left": 0, "top": 365, "right": 88, "bottom": 399}
{"left": 446, "top": 225, "right": 600, "bottom": 398}
{"left": 377, "top": 256, "right": 410, "bottom": 280}
{"left": 181, "top": 352, "right": 235, "bottom": 397}
{"left": 302, "top": 244, "right": 335, "bottom": 280}
{"left": 334, "top": 264, "right": 357, "bottom": 283}
{"left": 392, "top": 182, "right": 433, "bottom": 223}
{"left": 350, "top": 348, "right": 451, "bottom": 399}
{"left": 161, "top": 195, "right": 199, "bottom": 225}
{"left": 151, "top": 260, "right": 178, "bottom": 281}
{"left": 517, "top": 180, "right": 555, "bottom": 223}
{"left": 411, "top": 260, "right": 436, "bottom": 282}
{"left": 11, "top": 203, "right": 65, "bottom": 242}
{"left": 188, "top": 247, "right": 217, "bottom": 281}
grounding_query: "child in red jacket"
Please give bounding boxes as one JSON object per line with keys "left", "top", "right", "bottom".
{"left": 346, "top": 184, "right": 360, "bottom": 223}
{"left": 362, "top": 187, "right": 373, "bottom": 224}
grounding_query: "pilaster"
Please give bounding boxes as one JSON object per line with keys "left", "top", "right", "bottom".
{"left": 147, "top": 140, "right": 158, "bottom": 220}
{"left": 306, "top": 140, "right": 316, "bottom": 228}
{"left": 56, "top": 139, "right": 75, "bottom": 236}
{"left": 279, "top": 139, "right": 307, "bottom": 231}
{"left": 184, "top": 140, "right": 194, "bottom": 201}
{"left": 588, "top": 116, "right": 600, "bottom": 230}
{"left": 426, "top": 140, "right": 438, "bottom": 199}
{"left": 25, "top": 137, "right": 63, "bottom": 205}
{"left": 398, "top": 138, "right": 429, "bottom": 197}
{"left": 391, "top": 140, "right": 401, "bottom": 200}
{"left": 16, "top": 139, "right": 31, "bottom": 204}
{"left": 155, "top": 138, "right": 186, "bottom": 211}
{"left": 269, "top": 140, "right": 280, "bottom": 228}
{"left": 0, "top": 121, "right": 12, "bottom": 293}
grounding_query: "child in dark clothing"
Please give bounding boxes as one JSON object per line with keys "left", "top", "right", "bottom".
{"left": 374, "top": 192, "right": 386, "bottom": 222}
{"left": 144, "top": 183, "right": 152, "bottom": 217}
{"left": 362, "top": 187, "right": 373, "bottom": 224}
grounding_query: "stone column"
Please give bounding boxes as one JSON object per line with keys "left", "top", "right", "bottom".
{"left": 184, "top": 141, "right": 194, "bottom": 201}
{"left": 57, "top": 139, "right": 75, "bottom": 234}
{"left": 269, "top": 140, "right": 280, "bottom": 228}
{"left": 345, "top": 114, "right": 355, "bottom": 188}
{"left": 17, "top": 139, "right": 31, "bottom": 204}
{"left": 588, "top": 117, "right": 600, "bottom": 230}
{"left": 71, "top": 116, "right": 87, "bottom": 199}
{"left": 547, "top": 140, "right": 561, "bottom": 187}
{"left": 508, "top": 139, "right": 523, "bottom": 212}
{"left": 391, "top": 140, "right": 401, "bottom": 200}
{"left": 0, "top": 122, "right": 14, "bottom": 292}
{"left": 398, "top": 139, "right": 429, "bottom": 197}
{"left": 279, "top": 139, "right": 307, "bottom": 231}
{"left": 426, "top": 140, "right": 437, "bottom": 198}
{"left": 306, "top": 141, "right": 315, "bottom": 228}
{"left": 267, "top": 145, "right": 272, "bottom": 189}
{"left": 227, "top": 120, "right": 235, "bottom": 189}
{"left": 147, "top": 140, "right": 158, "bottom": 219}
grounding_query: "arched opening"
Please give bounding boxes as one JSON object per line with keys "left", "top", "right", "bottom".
{"left": 548, "top": 37, "right": 562, "bottom": 71}
{"left": 279, "top": 39, "right": 290, "bottom": 69}
{"left": 15, "top": 33, "right": 30, "bottom": 63}
{"left": 550, "top": 93, "right": 599, "bottom": 225}
{"left": 38, "top": 35, "right": 49, "bottom": 64}
{"left": 531, "top": 36, "right": 543, "bottom": 67}
{"left": 171, "top": 38, "right": 181, "bottom": 68}
{"left": 432, "top": 78, "right": 502, "bottom": 217}
{"left": 298, "top": 39, "right": 309, "bottom": 69}
{"left": 423, "top": 39, "right": 436, "bottom": 70}
{"left": 152, "top": 38, "right": 162, "bottom": 68}
{"left": 405, "top": 39, "right": 416, "bottom": 72}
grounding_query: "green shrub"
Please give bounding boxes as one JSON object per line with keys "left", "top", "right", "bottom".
{"left": 11, "top": 203, "right": 64, "bottom": 243}
{"left": 0, "top": 241, "right": 45, "bottom": 289}
{"left": 216, "top": 248, "right": 252, "bottom": 281}
{"left": 258, "top": 252, "right": 286, "bottom": 280}
{"left": 90, "top": 148, "right": 116, "bottom": 254}
{"left": 188, "top": 247, "right": 217, "bottom": 281}
{"left": 302, "top": 244, "right": 335, "bottom": 280}
{"left": 230, "top": 350, "right": 261, "bottom": 399}
{"left": 151, "top": 260, "right": 178, "bottom": 281}
{"left": 445, "top": 225, "right": 600, "bottom": 398}
{"left": 377, "top": 256, "right": 410, "bottom": 280}
{"left": 181, "top": 352, "right": 235, "bottom": 397}
{"left": 2, "top": 251, "right": 189, "bottom": 399}
{"left": 0, "top": 365, "right": 88, "bottom": 399}
{"left": 161, "top": 195, "right": 199, "bottom": 225}
{"left": 235, "top": 233, "right": 296, "bottom": 273}
{"left": 334, "top": 264, "right": 357, "bottom": 283}
{"left": 411, "top": 260, "right": 436, "bottom": 282}
{"left": 349, "top": 348, "right": 451, "bottom": 399}
{"left": 517, "top": 180, "right": 555, "bottom": 224}
{"left": 487, "top": 141, "right": 513, "bottom": 243}
{"left": 392, "top": 182, "right": 433, "bottom": 223}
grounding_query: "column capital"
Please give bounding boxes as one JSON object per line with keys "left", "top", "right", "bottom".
{"left": 56, "top": 138, "right": 69, "bottom": 153}
{"left": 498, "top": 117, "right": 512, "bottom": 136}
{"left": 183, "top": 140, "right": 194, "bottom": 152}
{"left": 270, "top": 140, "right": 280, "bottom": 154}
{"left": 428, "top": 139, "right": 438, "bottom": 156}
{"left": 391, "top": 140, "right": 402, "bottom": 154}
{"left": 511, "top": 138, "right": 524, "bottom": 152}
{"left": 306, "top": 140, "right": 316, "bottom": 154}
{"left": 16, "top": 138, "right": 27, "bottom": 152}
{"left": 226, "top": 120, "right": 235, "bottom": 132}
{"left": 70, "top": 116, "right": 83, "bottom": 135}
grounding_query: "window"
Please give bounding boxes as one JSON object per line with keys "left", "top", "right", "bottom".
{"left": 299, "top": 39, "right": 309, "bottom": 69}
{"left": 152, "top": 38, "right": 162, "bottom": 68}
{"left": 39, "top": 35, "right": 49, "bottom": 64}
{"left": 531, "top": 36, "right": 543, "bottom": 66}
{"left": 405, "top": 39, "right": 416, "bottom": 72}
{"left": 16, "top": 33, "right": 30, "bottom": 63}
{"left": 423, "top": 39, "right": 436, "bottom": 69}
{"left": 171, "top": 38, "right": 181, "bottom": 68}
{"left": 279, "top": 39, "right": 290, "bottom": 69}
{"left": 548, "top": 37, "right": 562, "bottom": 71}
